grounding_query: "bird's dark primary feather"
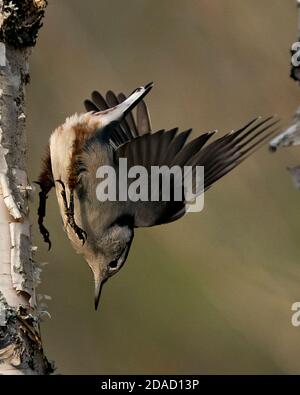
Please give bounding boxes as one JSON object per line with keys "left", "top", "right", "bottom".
{"left": 83, "top": 100, "right": 98, "bottom": 113}
{"left": 106, "top": 90, "right": 119, "bottom": 107}
{"left": 91, "top": 91, "right": 109, "bottom": 110}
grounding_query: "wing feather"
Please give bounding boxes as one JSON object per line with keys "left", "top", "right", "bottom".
{"left": 111, "top": 117, "right": 279, "bottom": 227}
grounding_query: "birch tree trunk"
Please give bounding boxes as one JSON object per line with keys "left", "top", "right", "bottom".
{"left": 0, "top": 0, "right": 51, "bottom": 375}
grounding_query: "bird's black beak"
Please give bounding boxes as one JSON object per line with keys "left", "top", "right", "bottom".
{"left": 94, "top": 277, "right": 109, "bottom": 310}
{"left": 94, "top": 281, "right": 104, "bottom": 310}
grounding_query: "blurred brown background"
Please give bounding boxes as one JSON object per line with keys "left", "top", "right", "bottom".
{"left": 27, "top": 0, "right": 300, "bottom": 374}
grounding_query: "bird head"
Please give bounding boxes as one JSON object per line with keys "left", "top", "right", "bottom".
{"left": 84, "top": 224, "right": 134, "bottom": 310}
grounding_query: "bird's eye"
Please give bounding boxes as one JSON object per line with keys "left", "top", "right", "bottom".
{"left": 109, "top": 259, "right": 119, "bottom": 270}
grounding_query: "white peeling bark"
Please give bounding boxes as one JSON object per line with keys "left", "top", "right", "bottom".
{"left": 0, "top": 0, "right": 51, "bottom": 374}
{"left": 269, "top": 1, "right": 300, "bottom": 189}
{"left": 269, "top": 107, "right": 300, "bottom": 151}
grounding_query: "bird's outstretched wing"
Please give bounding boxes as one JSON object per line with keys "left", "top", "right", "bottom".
{"left": 108, "top": 117, "right": 279, "bottom": 227}
{"left": 84, "top": 88, "right": 152, "bottom": 138}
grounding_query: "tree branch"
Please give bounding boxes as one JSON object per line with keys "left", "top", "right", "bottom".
{"left": 269, "top": 1, "right": 300, "bottom": 190}
{"left": 0, "top": 0, "right": 52, "bottom": 374}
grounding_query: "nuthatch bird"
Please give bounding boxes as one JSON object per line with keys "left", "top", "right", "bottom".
{"left": 37, "top": 82, "right": 278, "bottom": 309}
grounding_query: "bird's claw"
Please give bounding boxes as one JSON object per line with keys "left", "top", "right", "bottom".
{"left": 71, "top": 223, "right": 87, "bottom": 245}
{"left": 40, "top": 223, "right": 52, "bottom": 250}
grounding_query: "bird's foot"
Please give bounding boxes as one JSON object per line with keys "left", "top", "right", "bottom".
{"left": 35, "top": 182, "right": 52, "bottom": 250}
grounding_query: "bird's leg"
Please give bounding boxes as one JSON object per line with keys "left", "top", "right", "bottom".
{"left": 36, "top": 145, "right": 54, "bottom": 250}
{"left": 68, "top": 189, "right": 87, "bottom": 245}
{"left": 56, "top": 180, "right": 87, "bottom": 245}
